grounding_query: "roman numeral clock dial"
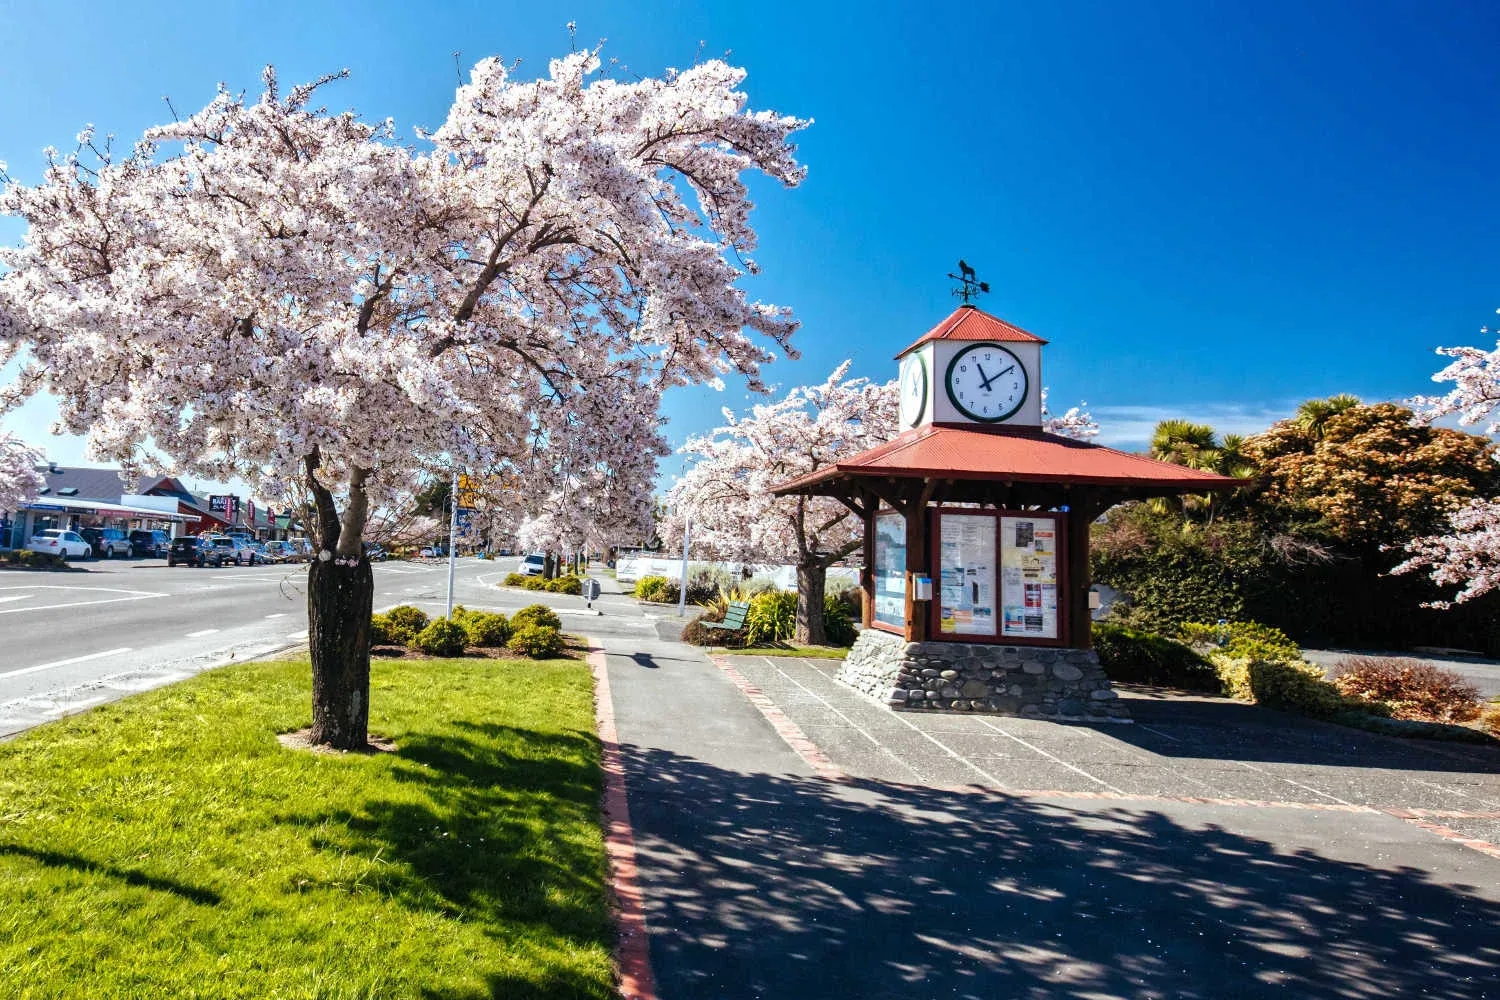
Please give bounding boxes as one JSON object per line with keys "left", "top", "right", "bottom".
{"left": 945, "top": 343, "right": 1028, "bottom": 423}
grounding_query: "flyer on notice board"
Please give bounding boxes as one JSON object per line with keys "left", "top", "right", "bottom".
{"left": 937, "top": 513, "right": 996, "bottom": 635}
{"left": 1000, "top": 515, "right": 1059, "bottom": 639}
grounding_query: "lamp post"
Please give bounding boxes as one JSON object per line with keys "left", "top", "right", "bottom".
{"left": 677, "top": 514, "right": 691, "bottom": 618}
{"left": 445, "top": 470, "right": 459, "bottom": 619}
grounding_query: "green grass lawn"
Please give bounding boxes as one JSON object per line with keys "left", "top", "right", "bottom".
{"left": 715, "top": 645, "right": 849, "bottom": 659}
{"left": 0, "top": 655, "right": 612, "bottom": 1000}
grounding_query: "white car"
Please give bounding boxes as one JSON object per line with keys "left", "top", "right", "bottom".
{"left": 26, "top": 529, "right": 92, "bottom": 560}
{"left": 519, "top": 553, "right": 546, "bottom": 577}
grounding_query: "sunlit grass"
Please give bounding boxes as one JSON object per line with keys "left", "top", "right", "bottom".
{"left": 0, "top": 655, "right": 611, "bottom": 999}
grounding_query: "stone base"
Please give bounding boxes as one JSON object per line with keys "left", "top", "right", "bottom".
{"left": 838, "top": 628, "right": 1130, "bottom": 721}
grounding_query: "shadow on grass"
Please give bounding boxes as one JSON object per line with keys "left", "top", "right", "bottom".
{"left": 0, "top": 843, "right": 220, "bottom": 905}
{"left": 620, "top": 744, "right": 1500, "bottom": 1000}
{"left": 280, "top": 722, "right": 609, "bottom": 981}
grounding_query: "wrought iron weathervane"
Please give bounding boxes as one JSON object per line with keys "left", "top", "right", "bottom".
{"left": 948, "top": 259, "right": 990, "bottom": 304}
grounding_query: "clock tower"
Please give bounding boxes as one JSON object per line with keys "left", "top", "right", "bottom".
{"left": 895, "top": 304, "right": 1045, "bottom": 431}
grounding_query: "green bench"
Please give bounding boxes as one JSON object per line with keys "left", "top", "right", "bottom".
{"left": 700, "top": 600, "right": 751, "bottom": 634}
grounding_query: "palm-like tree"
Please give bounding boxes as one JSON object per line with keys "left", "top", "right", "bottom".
{"left": 1148, "top": 421, "right": 1255, "bottom": 520}
{"left": 1293, "top": 394, "right": 1361, "bottom": 439}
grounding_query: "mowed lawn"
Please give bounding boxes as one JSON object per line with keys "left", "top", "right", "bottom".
{"left": 0, "top": 654, "right": 612, "bottom": 1000}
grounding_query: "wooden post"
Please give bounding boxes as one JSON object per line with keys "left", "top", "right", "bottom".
{"left": 903, "top": 479, "right": 937, "bottom": 644}
{"left": 1065, "top": 501, "right": 1093, "bottom": 648}
{"left": 861, "top": 503, "right": 875, "bottom": 630}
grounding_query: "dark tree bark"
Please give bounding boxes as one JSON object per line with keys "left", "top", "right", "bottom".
{"left": 795, "top": 561, "right": 828, "bottom": 646}
{"left": 307, "top": 556, "right": 374, "bottom": 749}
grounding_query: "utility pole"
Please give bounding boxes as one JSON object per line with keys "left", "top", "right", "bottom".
{"left": 445, "top": 470, "right": 459, "bottom": 619}
{"left": 677, "top": 515, "right": 691, "bottom": 618}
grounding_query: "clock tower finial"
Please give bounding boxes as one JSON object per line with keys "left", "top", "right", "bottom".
{"left": 947, "top": 259, "right": 990, "bottom": 306}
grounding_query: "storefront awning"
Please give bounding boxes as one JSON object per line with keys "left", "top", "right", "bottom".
{"left": 21, "top": 496, "right": 199, "bottom": 523}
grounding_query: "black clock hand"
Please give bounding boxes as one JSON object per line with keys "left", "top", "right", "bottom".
{"left": 974, "top": 362, "right": 990, "bottom": 390}
{"left": 982, "top": 364, "right": 1015, "bottom": 390}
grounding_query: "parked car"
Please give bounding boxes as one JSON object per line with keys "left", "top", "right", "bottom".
{"left": 364, "top": 542, "right": 386, "bottom": 562}
{"left": 207, "top": 536, "right": 242, "bottom": 565}
{"left": 518, "top": 552, "right": 546, "bottom": 577}
{"left": 129, "top": 528, "right": 171, "bottom": 558}
{"left": 26, "top": 528, "right": 92, "bottom": 560}
{"left": 80, "top": 526, "right": 132, "bottom": 559}
{"left": 168, "top": 536, "right": 228, "bottom": 567}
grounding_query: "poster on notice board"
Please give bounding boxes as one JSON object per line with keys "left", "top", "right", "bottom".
{"left": 1000, "top": 515, "right": 1058, "bottom": 639}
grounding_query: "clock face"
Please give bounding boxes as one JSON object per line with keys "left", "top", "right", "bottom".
{"left": 944, "top": 343, "right": 1028, "bottom": 423}
{"left": 899, "top": 353, "right": 927, "bottom": 427}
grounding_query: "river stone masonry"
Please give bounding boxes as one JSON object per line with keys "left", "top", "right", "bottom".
{"left": 838, "top": 628, "right": 1130, "bottom": 721}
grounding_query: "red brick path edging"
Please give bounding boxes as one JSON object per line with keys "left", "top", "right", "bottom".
{"left": 590, "top": 643, "right": 659, "bottom": 1000}
{"left": 707, "top": 654, "right": 1500, "bottom": 862}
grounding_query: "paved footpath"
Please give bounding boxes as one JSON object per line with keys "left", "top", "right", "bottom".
{"left": 597, "top": 618, "right": 1500, "bottom": 999}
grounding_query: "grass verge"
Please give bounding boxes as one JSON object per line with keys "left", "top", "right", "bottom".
{"left": 715, "top": 645, "right": 849, "bottom": 660}
{"left": 0, "top": 655, "right": 611, "bottom": 1000}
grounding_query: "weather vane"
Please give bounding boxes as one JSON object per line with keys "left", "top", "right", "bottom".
{"left": 948, "top": 259, "right": 990, "bottom": 305}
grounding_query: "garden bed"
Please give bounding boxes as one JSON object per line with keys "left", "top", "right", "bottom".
{"left": 0, "top": 654, "right": 612, "bottom": 999}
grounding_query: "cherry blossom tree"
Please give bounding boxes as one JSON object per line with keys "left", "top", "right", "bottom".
{"left": 1393, "top": 314, "right": 1500, "bottom": 605}
{"left": 667, "top": 362, "right": 897, "bottom": 644}
{"left": 0, "top": 431, "right": 43, "bottom": 515}
{"left": 0, "top": 52, "right": 807, "bottom": 747}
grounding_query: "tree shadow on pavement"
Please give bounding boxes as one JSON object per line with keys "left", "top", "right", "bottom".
{"left": 620, "top": 744, "right": 1500, "bottom": 1000}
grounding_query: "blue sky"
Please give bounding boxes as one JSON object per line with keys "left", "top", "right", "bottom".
{"left": 2, "top": 0, "right": 1497, "bottom": 490}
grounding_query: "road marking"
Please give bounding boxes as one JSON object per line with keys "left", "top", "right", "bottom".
{"left": 185, "top": 628, "right": 220, "bottom": 638}
{"left": 0, "top": 586, "right": 164, "bottom": 615}
{"left": 0, "top": 647, "right": 133, "bottom": 680}
{"left": 977, "top": 717, "right": 1125, "bottom": 794}
{"left": 763, "top": 657, "right": 928, "bottom": 783}
{"left": 0, "top": 595, "right": 31, "bottom": 604}
{"left": 264, "top": 613, "right": 287, "bottom": 619}
{"left": 287, "top": 630, "right": 309, "bottom": 640}
{"left": 1228, "top": 758, "right": 1355, "bottom": 806}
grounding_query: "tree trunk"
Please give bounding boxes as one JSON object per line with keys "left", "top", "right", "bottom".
{"left": 308, "top": 556, "right": 374, "bottom": 749}
{"left": 795, "top": 561, "right": 828, "bottom": 646}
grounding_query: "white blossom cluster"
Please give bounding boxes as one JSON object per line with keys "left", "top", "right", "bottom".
{"left": 0, "top": 431, "right": 43, "bottom": 514}
{"left": 665, "top": 361, "right": 898, "bottom": 567}
{"left": 0, "top": 52, "right": 807, "bottom": 558}
{"left": 1394, "top": 314, "right": 1500, "bottom": 604}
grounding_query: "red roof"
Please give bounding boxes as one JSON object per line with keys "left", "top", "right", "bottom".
{"left": 773, "top": 424, "right": 1243, "bottom": 494}
{"left": 895, "top": 305, "right": 1047, "bottom": 359}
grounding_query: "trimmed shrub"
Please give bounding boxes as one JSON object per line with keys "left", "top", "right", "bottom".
{"left": 386, "top": 605, "right": 429, "bottom": 634}
{"left": 546, "top": 575, "right": 583, "bottom": 595}
{"left": 1329, "top": 656, "right": 1482, "bottom": 723}
{"left": 508, "top": 623, "right": 563, "bottom": 658}
{"left": 746, "top": 590, "right": 798, "bottom": 646}
{"left": 512, "top": 603, "right": 561, "bottom": 632}
{"left": 3, "top": 549, "right": 65, "bottom": 568}
{"left": 822, "top": 594, "right": 856, "bottom": 647}
{"left": 412, "top": 617, "right": 467, "bottom": 657}
{"left": 503, "top": 572, "right": 529, "bottom": 587}
{"left": 369, "top": 613, "right": 393, "bottom": 647}
{"left": 1092, "top": 622, "right": 1220, "bottom": 691}
{"left": 382, "top": 605, "right": 429, "bottom": 646}
{"left": 463, "top": 611, "right": 512, "bottom": 648}
{"left": 1179, "top": 620, "right": 1300, "bottom": 661}
{"left": 634, "top": 575, "right": 671, "bottom": 602}
{"left": 1210, "top": 653, "right": 1346, "bottom": 717}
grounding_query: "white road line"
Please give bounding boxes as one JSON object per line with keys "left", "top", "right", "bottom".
{"left": 0, "top": 586, "right": 165, "bottom": 616}
{"left": 1138, "top": 723, "right": 1183, "bottom": 743}
{"left": 185, "top": 628, "right": 220, "bottom": 638}
{"left": 1067, "top": 725, "right": 1232, "bottom": 798}
{"left": 0, "top": 647, "right": 133, "bottom": 680}
{"left": 0, "top": 595, "right": 31, "bottom": 604}
{"left": 287, "top": 630, "right": 309, "bottom": 640}
{"left": 764, "top": 658, "right": 927, "bottom": 783}
{"left": 977, "top": 717, "right": 1126, "bottom": 794}
{"left": 1409, "top": 777, "right": 1500, "bottom": 811}
{"left": 264, "top": 613, "right": 287, "bottom": 619}
{"left": 1228, "top": 759, "right": 1355, "bottom": 806}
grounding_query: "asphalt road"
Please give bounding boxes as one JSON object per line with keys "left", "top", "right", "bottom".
{"left": 0, "top": 554, "right": 660, "bottom": 738}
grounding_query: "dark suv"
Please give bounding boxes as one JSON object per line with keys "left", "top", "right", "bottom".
{"left": 130, "top": 529, "right": 171, "bottom": 558}
{"left": 167, "top": 536, "right": 228, "bottom": 567}
{"left": 80, "top": 527, "right": 132, "bottom": 558}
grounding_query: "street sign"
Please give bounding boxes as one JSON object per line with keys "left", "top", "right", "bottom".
{"left": 455, "top": 507, "right": 474, "bottom": 533}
